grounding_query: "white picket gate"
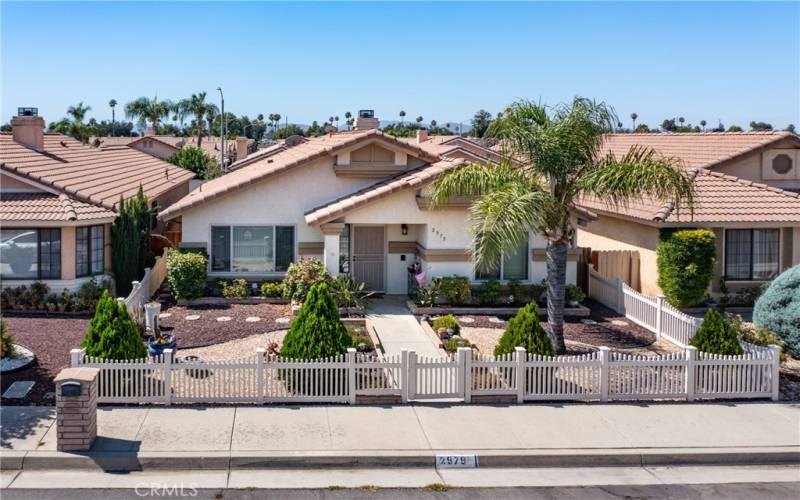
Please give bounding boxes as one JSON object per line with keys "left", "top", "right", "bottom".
{"left": 72, "top": 342, "right": 781, "bottom": 405}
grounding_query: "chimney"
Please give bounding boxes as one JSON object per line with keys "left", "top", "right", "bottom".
{"left": 235, "top": 137, "right": 249, "bottom": 162}
{"left": 11, "top": 108, "right": 45, "bottom": 151}
{"left": 354, "top": 109, "right": 379, "bottom": 131}
{"left": 416, "top": 128, "right": 429, "bottom": 143}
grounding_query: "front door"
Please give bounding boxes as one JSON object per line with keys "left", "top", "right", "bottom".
{"left": 352, "top": 226, "right": 385, "bottom": 292}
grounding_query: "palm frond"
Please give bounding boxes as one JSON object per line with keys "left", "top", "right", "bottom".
{"left": 428, "top": 160, "right": 532, "bottom": 207}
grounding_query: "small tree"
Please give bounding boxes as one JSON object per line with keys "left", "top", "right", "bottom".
{"left": 753, "top": 265, "right": 800, "bottom": 357}
{"left": 690, "top": 309, "right": 743, "bottom": 355}
{"left": 82, "top": 291, "right": 146, "bottom": 359}
{"left": 280, "top": 283, "right": 350, "bottom": 360}
{"left": 166, "top": 146, "right": 217, "bottom": 179}
{"left": 111, "top": 187, "right": 151, "bottom": 297}
{"left": 166, "top": 251, "right": 208, "bottom": 300}
{"left": 495, "top": 303, "right": 554, "bottom": 357}
{"left": 656, "top": 229, "right": 716, "bottom": 308}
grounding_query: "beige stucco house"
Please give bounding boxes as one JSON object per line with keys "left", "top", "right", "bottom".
{"left": 159, "top": 112, "right": 581, "bottom": 294}
{"left": 94, "top": 134, "right": 255, "bottom": 164}
{"left": 577, "top": 132, "right": 800, "bottom": 297}
{"left": 1, "top": 110, "right": 194, "bottom": 291}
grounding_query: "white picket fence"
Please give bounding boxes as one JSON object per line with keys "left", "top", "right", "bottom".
{"left": 122, "top": 248, "right": 170, "bottom": 319}
{"left": 587, "top": 265, "right": 702, "bottom": 347}
{"left": 71, "top": 342, "right": 781, "bottom": 405}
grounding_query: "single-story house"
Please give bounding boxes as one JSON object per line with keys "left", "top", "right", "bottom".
{"left": 94, "top": 134, "right": 255, "bottom": 164}
{"left": 158, "top": 111, "right": 583, "bottom": 294}
{"left": 1, "top": 110, "right": 195, "bottom": 291}
{"left": 577, "top": 131, "right": 800, "bottom": 296}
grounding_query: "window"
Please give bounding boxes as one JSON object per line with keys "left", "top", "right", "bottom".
{"left": 725, "top": 229, "right": 780, "bottom": 281}
{"left": 339, "top": 224, "right": 351, "bottom": 274}
{"left": 772, "top": 154, "right": 793, "bottom": 175}
{"left": 0, "top": 228, "right": 61, "bottom": 280}
{"left": 475, "top": 239, "right": 529, "bottom": 281}
{"left": 76, "top": 225, "right": 105, "bottom": 277}
{"left": 211, "top": 225, "right": 294, "bottom": 273}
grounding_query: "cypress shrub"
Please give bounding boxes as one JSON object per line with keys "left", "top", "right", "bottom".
{"left": 281, "top": 283, "right": 351, "bottom": 360}
{"left": 656, "top": 228, "right": 716, "bottom": 308}
{"left": 753, "top": 265, "right": 800, "bottom": 357}
{"left": 111, "top": 187, "right": 152, "bottom": 297}
{"left": 166, "top": 251, "right": 208, "bottom": 300}
{"left": 0, "top": 317, "right": 15, "bottom": 359}
{"left": 495, "top": 303, "right": 554, "bottom": 357}
{"left": 689, "top": 308, "right": 743, "bottom": 355}
{"left": 82, "top": 291, "right": 147, "bottom": 359}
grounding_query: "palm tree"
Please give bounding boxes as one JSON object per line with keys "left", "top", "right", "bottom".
{"left": 335, "top": 116, "right": 340, "bottom": 130}
{"left": 125, "top": 96, "right": 171, "bottom": 134}
{"left": 274, "top": 114, "right": 282, "bottom": 133}
{"left": 67, "top": 102, "right": 91, "bottom": 123}
{"left": 109, "top": 99, "right": 117, "bottom": 137}
{"left": 429, "top": 98, "right": 694, "bottom": 353}
{"left": 630, "top": 112, "right": 637, "bottom": 130}
{"left": 177, "top": 92, "right": 218, "bottom": 146}
{"left": 344, "top": 111, "right": 352, "bottom": 130}
{"left": 430, "top": 119, "right": 437, "bottom": 129}
{"left": 700, "top": 120, "right": 707, "bottom": 131}
{"left": 678, "top": 117, "right": 686, "bottom": 128}
{"left": 399, "top": 110, "right": 406, "bottom": 125}
{"left": 416, "top": 116, "right": 424, "bottom": 126}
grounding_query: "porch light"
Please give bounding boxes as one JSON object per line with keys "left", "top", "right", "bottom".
{"left": 401, "top": 224, "right": 408, "bottom": 235}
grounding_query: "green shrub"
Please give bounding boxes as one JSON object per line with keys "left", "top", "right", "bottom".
{"left": 29, "top": 282, "right": 49, "bottom": 309}
{"left": 81, "top": 291, "right": 147, "bottom": 359}
{"left": 436, "top": 276, "right": 471, "bottom": 305}
{"left": 690, "top": 309, "right": 743, "bottom": 355}
{"left": 415, "top": 281, "right": 441, "bottom": 307}
{"left": 166, "top": 251, "right": 208, "bottom": 300}
{"left": 1, "top": 317, "right": 15, "bottom": 359}
{"left": 281, "top": 283, "right": 350, "bottom": 359}
{"left": 476, "top": 279, "right": 500, "bottom": 305}
{"left": 260, "top": 281, "right": 285, "bottom": 298}
{"left": 753, "top": 265, "right": 800, "bottom": 357}
{"left": 76, "top": 277, "right": 108, "bottom": 311}
{"left": 495, "top": 303, "right": 553, "bottom": 356}
{"left": 350, "top": 332, "right": 374, "bottom": 353}
{"left": 444, "top": 336, "right": 472, "bottom": 352}
{"left": 166, "top": 145, "right": 217, "bottom": 179}
{"left": 729, "top": 315, "right": 788, "bottom": 362}
{"left": 283, "top": 258, "right": 331, "bottom": 303}
{"left": 221, "top": 279, "right": 249, "bottom": 299}
{"left": 657, "top": 229, "right": 716, "bottom": 308}
{"left": 329, "top": 275, "right": 368, "bottom": 309}
{"left": 566, "top": 284, "right": 586, "bottom": 304}
{"left": 112, "top": 187, "right": 151, "bottom": 297}
{"left": 432, "top": 315, "right": 460, "bottom": 335}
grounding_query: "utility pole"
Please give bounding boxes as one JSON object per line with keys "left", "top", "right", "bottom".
{"left": 217, "top": 87, "right": 225, "bottom": 170}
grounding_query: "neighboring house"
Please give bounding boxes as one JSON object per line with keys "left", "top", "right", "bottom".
{"left": 94, "top": 134, "right": 255, "bottom": 164}
{"left": 577, "top": 132, "right": 800, "bottom": 296}
{"left": 159, "top": 112, "right": 583, "bottom": 294}
{"left": 1, "top": 111, "right": 195, "bottom": 291}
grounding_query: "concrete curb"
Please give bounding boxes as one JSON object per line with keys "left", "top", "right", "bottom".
{"left": 4, "top": 447, "right": 798, "bottom": 472}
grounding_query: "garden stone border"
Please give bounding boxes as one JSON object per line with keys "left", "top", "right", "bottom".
{"left": 0, "top": 343, "right": 36, "bottom": 374}
{"left": 408, "top": 300, "right": 591, "bottom": 318}
{"left": 1, "top": 310, "right": 93, "bottom": 319}
{"left": 177, "top": 297, "right": 290, "bottom": 306}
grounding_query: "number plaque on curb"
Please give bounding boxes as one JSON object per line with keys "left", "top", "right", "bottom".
{"left": 435, "top": 454, "right": 479, "bottom": 468}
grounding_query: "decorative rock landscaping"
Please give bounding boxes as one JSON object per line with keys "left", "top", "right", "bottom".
{"left": 0, "top": 344, "right": 36, "bottom": 373}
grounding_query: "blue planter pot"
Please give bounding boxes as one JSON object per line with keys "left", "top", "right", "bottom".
{"left": 147, "top": 335, "right": 176, "bottom": 357}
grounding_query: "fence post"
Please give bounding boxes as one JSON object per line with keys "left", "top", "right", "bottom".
{"left": 407, "top": 350, "right": 417, "bottom": 402}
{"left": 400, "top": 349, "right": 409, "bottom": 403}
{"left": 769, "top": 344, "right": 782, "bottom": 401}
{"left": 616, "top": 278, "right": 624, "bottom": 314}
{"left": 515, "top": 347, "right": 526, "bottom": 404}
{"left": 347, "top": 348, "right": 357, "bottom": 405}
{"left": 599, "top": 346, "right": 610, "bottom": 402}
{"left": 70, "top": 348, "right": 83, "bottom": 367}
{"left": 456, "top": 347, "right": 470, "bottom": 402}
{"left": 655, "top": 296, "right": 665, "bottom": 339}
{"left": 255, "top": 348, "right": 266, "bottom": 405}
{"left": 685, "top": 346, "right": 697, "bottom": 402}
{"left": 163, "top": 348, "right": 173, "bottom": 406}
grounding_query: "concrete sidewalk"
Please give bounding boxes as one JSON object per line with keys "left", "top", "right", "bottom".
{"left": 2, "top": 402, "right": 798, "bottom": 471}
{"left": 367, "top": 296, "right": 442, "bottom": 357}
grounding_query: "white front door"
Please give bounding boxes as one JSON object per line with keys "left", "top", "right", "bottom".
{"left": 352, "top": 226, "right": 385, "bottom": 292}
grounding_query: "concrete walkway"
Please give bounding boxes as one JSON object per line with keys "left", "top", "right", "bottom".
{"left": 367, "top": 296, "right": 442, "bottom": 358}
{"left": 2, "top": 403, "right": 798, "bottom": 471}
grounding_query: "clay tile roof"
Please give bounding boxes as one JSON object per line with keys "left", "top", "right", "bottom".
{"left": 601, "top": 131, "right": 798, "bottom": 170}
{"left": 0, "top": 192, "right": 116, "bottom": 222}
{"left": 304, "top": 158, "right": 467, "bottom": 225}
{"left": 93, "top": 135, "right": 255, "bottom": 161}
{"left": 1, "top": 133, "right": 195, "bottom": 210}
{"left": 580, "top": 169, "right": 800, "bottom": 224}
{"left": 398, "top": 135, "right": 505, "bottom": 163}
{"left": 159, "top": 129, "right": 442, "bottom": 220}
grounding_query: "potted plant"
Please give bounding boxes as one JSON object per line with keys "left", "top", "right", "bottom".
{"left": 146, "top": 323, "right": 176, "bottom": 357}
{"left": 145, "top": 301, "right": 162, "bottom": 330}
{"left": 566, "top": 284, "right": 586, "bottom": 307}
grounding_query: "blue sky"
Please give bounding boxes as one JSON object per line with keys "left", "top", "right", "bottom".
{"left": 2, "top": 1, "right": 799, "bottom": 129}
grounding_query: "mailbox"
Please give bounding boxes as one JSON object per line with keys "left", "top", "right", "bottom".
{"left": 60, "top": 381, "right": 82, "bottom": 397}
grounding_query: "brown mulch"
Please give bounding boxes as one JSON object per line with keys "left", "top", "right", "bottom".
{"left": 158, "top": 302, "right": 292, "bottom": 348}
{"left": 1, "top": 314, "right": 89, "bottom": 406}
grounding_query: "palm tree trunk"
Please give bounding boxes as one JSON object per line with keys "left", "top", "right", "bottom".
{"left": 197, "top": 115, "right": 203, "bottom": 147}
{"left": 545, "top": 239, "right": 568, "bottom": 354}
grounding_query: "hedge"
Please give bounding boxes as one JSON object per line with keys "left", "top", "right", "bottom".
{"left": 166, "top": 251, "right": 208, "bottom": 300}
{"left": 753, "top": 265, "right": 800, "bottom": 357}
{"left": 656, "top": 228, "right": 716, "bottom": 308}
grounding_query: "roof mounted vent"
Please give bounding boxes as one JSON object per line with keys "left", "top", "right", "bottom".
{"left": 359, "top": 110, "right": 374, "bottom": 119}
{"left": 355, "top": 110, "right": 379, "bottom": 131}
{"left": 18, "top": 107, "right": 38, "bottom": 117}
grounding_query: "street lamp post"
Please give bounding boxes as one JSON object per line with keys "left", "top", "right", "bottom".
{"left": 217, "top": 87, "right": 225, "bottom": 170}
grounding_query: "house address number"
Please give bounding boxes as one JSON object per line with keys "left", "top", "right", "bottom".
{"left": 435, "top": 454, "right": 479, "bottom": 468}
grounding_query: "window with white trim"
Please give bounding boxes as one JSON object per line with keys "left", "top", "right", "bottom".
{"left": 76, "top": 225, "right": 104, "bottom": 277}
{"left": 725, "top": 228, "right": 780, "bottom": 281}
{"left": 0, "top": 228, "right": 61, "bottom": 280}
{"left": 210, "top": 225, "right": 294, "bottom": 273}
{"left": 474, "top": 239, "right": 529, "bottom": 281}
